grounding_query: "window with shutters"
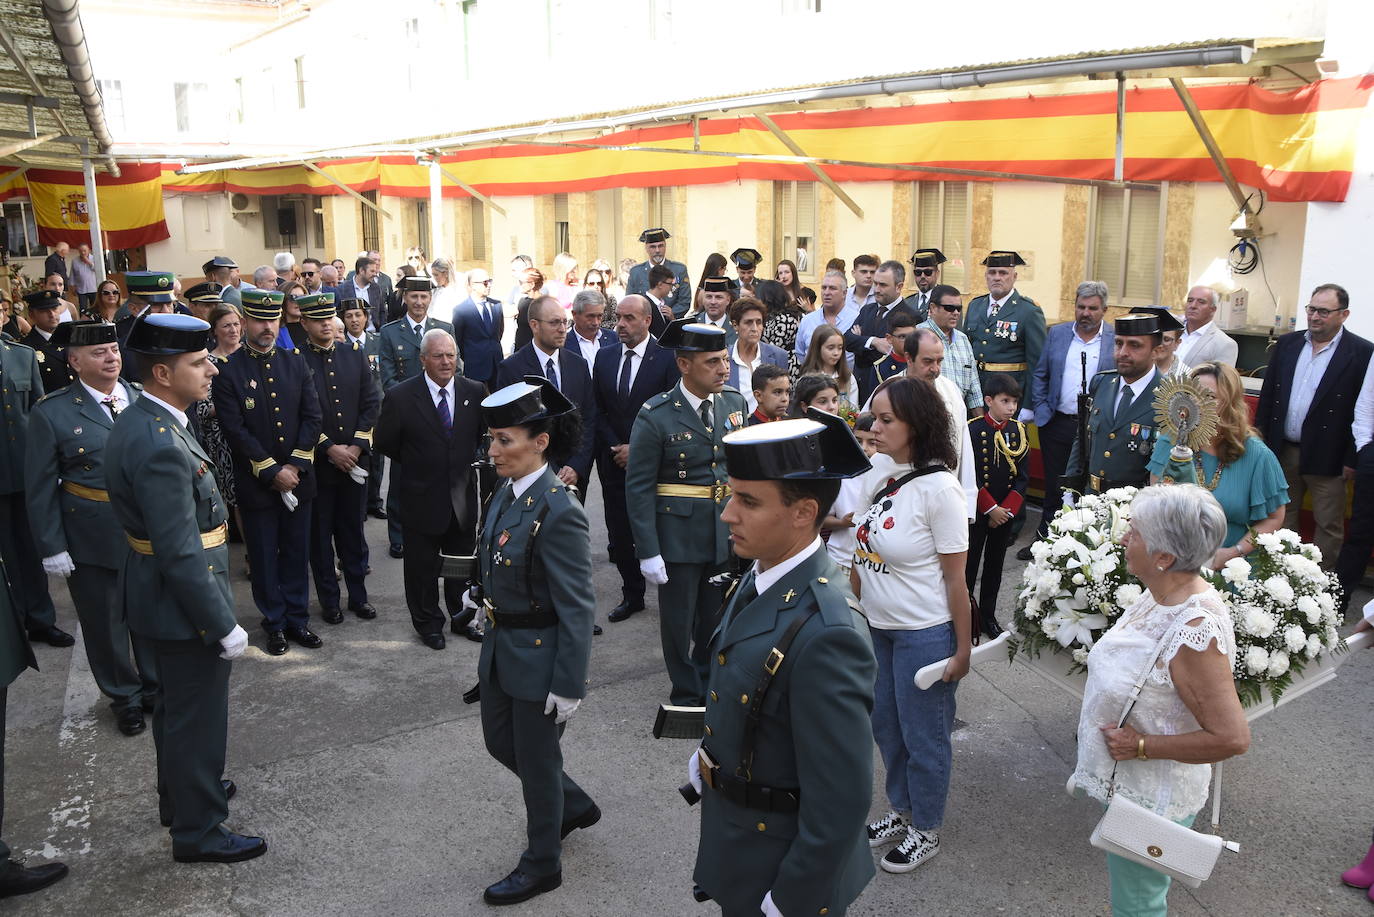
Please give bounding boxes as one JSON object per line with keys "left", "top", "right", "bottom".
{"left": 1089, "top": 185, "right": 1164, "bottom": 306}
{"left": 553, "top": 193, "right": 570, "bottom": 256}
{"left": 3, "top": 201, "right": 40, "bottom": 258}
{"left": 470, "top": 199, "right": 488, "bottom": 261}
{"left": 774, "top": 181, "right": 817, "bottom": 280}
{"left": 910, "top": 182, "right": 971, "bottom": 292}
{"left": 644, "top": 187, "right": 676, "bottom": 233}
{"left": 361, "top": 190, "right": 381, "bottom": 253}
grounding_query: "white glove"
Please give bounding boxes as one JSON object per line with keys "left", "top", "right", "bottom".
{"left": 544, "top": 692, "right": 581, "bottom": 724}
{"left": 218, "top": 624, "right": 248, "bottom": 660}
{"left": 42, "top": 551, "right": 75, "bottom": 578}
{"left": 761, "top": 891, "right": 782, "bottom": 917}
{"left": 281, "top": 491, "right": 299, "bottom": 512}
{"left": 1017, "top": 407, "right": 1035, "bottom": 423}
{"left": 348, "top": 465, "right": 369, "bottom": 485}
{"left": 639, "top": 555, "right": 668, "bottom": 585}
{"left": 1062, "top": 491, "right": 1076, "bottom": 509}
{"left": 687, "top": 748, "right": 703, "bottom": 795}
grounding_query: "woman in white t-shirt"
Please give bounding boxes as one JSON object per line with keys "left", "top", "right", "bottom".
{"left": 850, "top": 376, "right": 972, "bottom": 876}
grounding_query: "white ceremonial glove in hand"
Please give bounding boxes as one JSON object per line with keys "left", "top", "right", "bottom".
{"left": 218, "top": 625, "right": 249, "bottom": 660}
{"left": 687, "top": 749, "right": 703, "bottom": 795}
{"left": 348, "top": 465, "right": 369, "bottom": 485}
{"left": 281, "top": 491, "right": 299, "bottom": 512}
{"left": 760, "top": 891, "right": 783, "bottom": 917}
{"left": 544, "top": 693, "right": 581, "bottom": 724}
{"left": 1017, "top": 407, "right": 1035, "bottom": 423}
{"left": 41, "top": 552, "right": 75, "bottom": 578}
{"left": 639, "top": 555, "right": 668, "bottom": 585}
{"left": 1062, "top": 491, "right": 1076, "bottom": 509}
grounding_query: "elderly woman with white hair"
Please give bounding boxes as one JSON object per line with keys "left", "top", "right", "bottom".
{"left": 1071, "top": 484, "right": 1250, "bottom": 917}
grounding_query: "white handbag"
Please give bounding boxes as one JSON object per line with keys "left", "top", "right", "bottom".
{"left": 1087, "top": 612, "right": 1241, "bottom": 888}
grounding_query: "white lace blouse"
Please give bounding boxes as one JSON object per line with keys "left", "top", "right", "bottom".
{"left": 1071, "top": 588, "right": 1237, "bottom": 820}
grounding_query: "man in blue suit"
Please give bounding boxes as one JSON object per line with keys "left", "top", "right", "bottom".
{"left": 592, "top": 295, "right": 680, "bottom": 622}
{"left": 626, "top": 228, "right": 691, "bottom": 318}
{"left": 496, "top": 295, "right": 597, "bottom": 498}
{"left": 451, "top": 267, "right": 504, "bottom": 386}
{"left": 564, "top": 290, "right": 617, "bottom": 368}
{"left": 1018, "top": 281, "right": 1114, "bottom": 558}
{"left": 725, "top": 296, "right": 789, "bottom": 414}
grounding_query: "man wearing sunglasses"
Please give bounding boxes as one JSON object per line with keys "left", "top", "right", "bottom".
{"left": 919, "top": 284, "right": 982, "bottom": 419}
{"left": 901, "top": 248, "right": 946, "bottom": 322}
{"left": 298, "top": 258, "right": 325, "bottom": 294}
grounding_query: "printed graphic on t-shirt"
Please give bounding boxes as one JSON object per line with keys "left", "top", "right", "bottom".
{"left": 852, "top": 476, "right": 897, "bottom": 574}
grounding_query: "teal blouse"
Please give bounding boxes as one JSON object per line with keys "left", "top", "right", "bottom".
{"left": 1147, "top": 434, "right": 1288, "bottom": 547}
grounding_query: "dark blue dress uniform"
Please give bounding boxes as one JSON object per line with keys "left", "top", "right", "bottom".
{"left": 300, "top": 295, "right": 380, "bottom": 621}
{"left": 212, "top": 301, "right": 322, "bottom": 640}
{"left": 20, "top": 290, "right": 73, "bottom": 393}
{"left": 104, "top": 313, "right": 264, "bottom": 862}
{"left": 965, "top": 415, "right": 1029, "bottom": 633}
{"left": 475, "top": 380, "right": 597, "bottom": 905}
{"left": 688, "top": 413, "right": 876, "bottom": 917}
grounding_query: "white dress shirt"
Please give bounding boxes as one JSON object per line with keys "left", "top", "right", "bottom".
{"left": 1354, "top": 359, "right": 1374, "bottom": 451}
{"left": 679, "top": 382, "right": 713, "bottom": 420}
{"left": 424, "top": 372, "right": 456, "bottom": 412}
{"left": 140, "top": 391, "right": 189, "bottom": 429}
{"left": 1176, "top": 320, "right": 1215, "bottom": 364}
{"left": 985, "top": 290, "right": 1013, "bottom": 320}
{"left": 1113, "top": 367, "right": 1158, "bottom": 417}
{"left": 731, "top": 344, "right": 763, "bottom": 414}
{"left": 1283, "top": 328, "right": 1342, "bottom": 441}
{"left": 570, "top": 329, "right": 601, "bottom": 368}
{"left": 617, "top": 337, "right": 649, "bottom": 392}
{"left": 81, "top": 379, "right": 131, "bottom": 418}
{"left": 751, "top": 537, "right": 823, "bottom": 596}
{"left": 510, "top": 465, "right": 546, "bottom": 500}
{"left": 1058, "top": 328, "right": 1104, "bottom": 415}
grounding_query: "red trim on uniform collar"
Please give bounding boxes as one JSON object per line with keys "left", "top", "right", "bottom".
{"left": 983, "top": 415, "right": 1008, "bottom": 431}
{"left": 890, "top": 351, "right": 908, "bottom": 363}
{"left": 750, "top": 408, "right": 775, "bottom": 424}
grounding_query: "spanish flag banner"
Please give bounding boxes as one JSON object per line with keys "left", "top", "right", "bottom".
{"left": 27, "top": 163, "right": 169, "bottom": 248}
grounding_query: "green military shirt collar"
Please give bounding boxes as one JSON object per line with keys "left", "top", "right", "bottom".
{"left": 678, "top": 382, "right": 713, "bottom": 415}
{"left": 139, "top": 390, "right": 189, "bottom": 429}
{"left": 510, "top": 464, "right": 547, "bottom": 500}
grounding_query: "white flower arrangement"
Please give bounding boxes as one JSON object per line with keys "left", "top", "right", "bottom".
{"left": 1010, "top": 487, "right": 1345, "bottom": 707}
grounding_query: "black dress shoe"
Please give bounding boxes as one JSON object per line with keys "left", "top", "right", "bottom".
{"left": 285, "top": 627, "right": 323, "bottom": 648}
{"left": 26, "top": 625, "right": 75, "bottom": 648}
{"left": 162, "top": 780, "right": 236, "bottom": 827}
{"left": 388, "top": 543, "right": 404, "bottom": 559}
{"left": 321, "top": 606, "right": 345, "bottom": 625}
{"left": 450, "top": 606, "right": 476, "bottom": 629}
{"left": 560, "top": 802, "right": 601, "bottom": 839}
{"left": 349, "top": 602, "right": 377, "bottom": 620}
{"left": 172, "top": 832, "right": 267, "bottom": 864}
{"left": 265, "top": 631, "right": 289, "bottom": 655}
{"left": 141, "top": 696, "right": 157, "bottom": 714}
{"left": 593, "top": 624, "right": 603, "bottom": 637}
{"left": 460, "top": 623, "right": 482, "bottom": 643}
{"left": 483, "top": 868, "right": 561, "bottom": 905}
{"left": 369, "top": 506, "right": 388, "bottom": 520}
{"left": 608, "top": 599, "right": 645, "bottom": 623}
{"left": 422, "top": 633, "right": 446, "bottom": 650}
{"left": 0, "top": 858, "right": 68, "bottom": 898}
{"left": 117, "top": 706, "right": 146, "bottom": 736}
{"left": 1015, "top": 544, "right": 1034, "bottom": 562}
{"left": 981, "top": 617, "right": 1005, "bottom": 639}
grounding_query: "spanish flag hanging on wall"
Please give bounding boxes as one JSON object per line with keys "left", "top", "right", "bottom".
{"left": 27, "top": 163, "right": 169, "bottom": 248}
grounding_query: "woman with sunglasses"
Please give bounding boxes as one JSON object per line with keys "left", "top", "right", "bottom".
{"left": 89, "top": 280, "right": 123, "bottom": 322}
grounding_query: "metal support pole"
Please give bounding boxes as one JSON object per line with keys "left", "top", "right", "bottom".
{"left": 1114, "top": 73, "right": 1125, "bottom": 183}
{"left": 435, "top": 163, "right": 507, "bottom": 216}
{"left": 300, "top": 161, "right": 393, "bottom": 219}
{"left": 1169, "top": 77, "right": 1251, "bottom": 216}
{"left": 428, "top": 156, "right": 444, "bottom": 259}
{"left": 82, "top": 157, "right": 106, "bottom": 282}
{"left": 755, "top": 113, "right": 864, "bottom": 219}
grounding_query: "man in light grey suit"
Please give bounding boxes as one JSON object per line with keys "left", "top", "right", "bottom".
{"left": 1176, "top": 285, "right": 1239, "bottom": 367}
{"left": 1017, "top": 281, "right": 1115, "bottom": 558}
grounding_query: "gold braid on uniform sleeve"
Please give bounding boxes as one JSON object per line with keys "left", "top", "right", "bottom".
{"left": 993, "top": 420, "right": 1030, "bottom": 476}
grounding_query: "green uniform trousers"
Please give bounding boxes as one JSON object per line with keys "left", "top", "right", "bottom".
{"left": 67, "top": 564, "right": 155, "bottom": 714}
{"left": 660, "top": 562, "right": 723, "bottom": 707}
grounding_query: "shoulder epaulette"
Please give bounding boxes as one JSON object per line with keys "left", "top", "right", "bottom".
{"left": 641, "top": 391, "right": 674, "bottom": 412}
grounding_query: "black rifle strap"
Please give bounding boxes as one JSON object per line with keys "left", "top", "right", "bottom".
{"left": 736, "top": 605, "right": 819, "bottom": 780}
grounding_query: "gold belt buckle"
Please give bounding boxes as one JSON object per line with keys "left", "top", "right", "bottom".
{"left": 763, "top": 647, "right": 785, "bottom": 675}
{"left": 712, "top": 482, "right": 729, "bottom": 503}
{"left": 1089, "top": 474, "right": 1103, "bottom": 491}
{"left": 697, "top": 747, "right": 718, "bottom": 790}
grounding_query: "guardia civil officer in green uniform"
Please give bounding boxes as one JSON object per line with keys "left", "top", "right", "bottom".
{"left": 24, "top": 320, "right": 154, "bottom": 736}
{"left": 476, "top": 377, "right": 598, "bottom": 906}
{"left": 1065, "top": 312, "right": 1164, "bottom": 496}
{"left": 900, "top": 247, "right": 947, "bottom": 322}
{"left": 684, "top": 412, "right": 876, "bottom": 917}
{"left": 0, "top": 331, "right": 73, "bottom": 648}
{"left": 627, "top": 319, "right": 749, "bottom": 706}
{"left": 104, "top": 313, "right": 265, "bottom": 864}
{"left": 962, "top": 250, "right": 1047, "bottom": 399}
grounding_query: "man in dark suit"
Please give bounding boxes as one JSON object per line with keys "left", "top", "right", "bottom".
{"left": 564, "top": 290, "right": 617, "bottom": 368}
{"left": 346, "top": 256, "right": 387, "bottom": 333}
{"left": 374, "top": 329, "right": 487, "bottom": 649}
{"left": 642, "top": 263, "right": 676, "bottom": 339}
{"left": 1018, "top": 282, "right": 1115, "bottom": 558}
{"left": 43, "top": 242, "right": 68, "bottom": 290}
{"left": 451, "top": 268, "right": 505, "bottom": 387}
{"left": 843, "top": 260, "right": 908, "bottom": 404}
{"left": 340, "top": 297, "right": 387, "bottom": 518}
{"left": 20, "top": 291, "right": 74, "bottom": 393}
{"left": 1253, "top": 282, "right": 1372, "bottom": 573}
{"left": 592, "top": 295, "right": 680, "bottom": 622}
{"left": 496, "top": 295, "right": 597, "bottom": 497}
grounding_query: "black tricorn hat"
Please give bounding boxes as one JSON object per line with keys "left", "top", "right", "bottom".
{"left": 658, "top": 317, "right": 727, "bottom": 353}
{"left": 1115, "top": 312, "right": 1163, "bottom": 337}
{"left": 639, "top": 228, "right": 670, "bottom": 244}
{"left": 183, "top": 281, "right": 226, "bottom": 304}
{"left": 730, "top": 248, "right": 763, "bottom": 269}
{"left": 1131, "top": 306, "right": 1184, "bottom": 334}
{"left": 723, "top": 409, "right": 871, "bottom": 481}
{"left": 700, "top": 276, "right": 733, "bottom": 293}
{"left": 125, "top": 313, "right": 211, "bottom": 355}
{"left": 481, "top": 375, "right": 575, "bottom": 429}
{"left": 981, "top": 250, "right": 1026, "bottom": 268}
{"left": 910, "top": 248, "right": 947, "bottom": 267}
{"left": 400, "top": 275, "right": 433, "bottom": 293}
{"left": 23, "top": 289, "right": 64, "bottom": 310}
{"left": 51, "top": 319, "right": 117, "bottom": 349}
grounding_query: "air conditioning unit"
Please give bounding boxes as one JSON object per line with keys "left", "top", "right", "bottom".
{"left": 228, "top": 192, "right": 259, "bottom": 216}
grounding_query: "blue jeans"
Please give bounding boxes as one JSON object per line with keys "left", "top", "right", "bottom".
{"left": 1105, "top": 812, "right": 1197, "bottom": 917}
{"left": 870, "top": 622, "right": 956, "bottom": 830}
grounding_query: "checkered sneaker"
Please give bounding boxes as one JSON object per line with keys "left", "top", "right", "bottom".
{"left": 866, "top": 810, "right": 909, "bottom": 848}
{"left": 881, "top": 827, "right": 940, "bottom": 873}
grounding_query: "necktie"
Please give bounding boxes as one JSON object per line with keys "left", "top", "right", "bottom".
{"left": 1115, "top": 382, "right": 1134, "bottom": 424}
{"left": 545, "top": 356, "right": 560, "bottom": 391}
{"left": 437, "top": 387, "right": 452, "bottom": 434}
{"left": 699, "top": 398, "right": 713, "bottom": 431}
{"left": 618, "top": 349, "right": 634, "bottom": 400}
{"left": 101, "top": 397, "right": 120, "bottom": 419}
{"left": 412, "top": 322, "right": 422, "bottom": 340}
{"left": 722, "top": 571, "right": 758, "bottom": 632}
{"left": 480, "top": 301, "right": 490, "bottom": 330}
{"left": 919, "top": 293, "right": 928, "bottom": 312}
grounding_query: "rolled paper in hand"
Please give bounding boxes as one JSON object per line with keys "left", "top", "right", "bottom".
{"left": 914, "top": 631, "right": 1010, "bottom": 689}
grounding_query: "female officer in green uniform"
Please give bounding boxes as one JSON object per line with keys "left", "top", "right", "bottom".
{"left": 476, "top": 376, "right": 599, "bottom": 906}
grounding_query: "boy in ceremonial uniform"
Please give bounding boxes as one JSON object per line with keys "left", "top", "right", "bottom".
{"left": 965, "top": 373, "right": 1028, "bottom": 637}
{"left": 871, "top": 306, "right": 920, "bottom": 385}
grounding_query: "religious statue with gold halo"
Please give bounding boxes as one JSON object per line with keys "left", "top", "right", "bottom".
{"left": 1152, "top": 374, "right": 1219, "bottom": 487}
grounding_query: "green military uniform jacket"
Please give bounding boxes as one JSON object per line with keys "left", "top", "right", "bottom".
{"left": 477, "top": 467, "right": 595, "bottom": 702}
{"left": 962, "top": 289, "right": 1046, "bottom": 395}
{"left": 378, "top": 316, "right": 455, "bottom": 391}
{"left": 694, "top": 545, "right": 876, "bottom": 915}
{"left": 1066, "top": 370, "right": 1162, "bottom": 493}
{"left": 24, "top": 380, "right": 141, "bottom": 568}
{"left": 625, "top": 383, "right": 748, "bottom": 566}
{"left": 0, "top": 339, "right": 44, "bottom": 495}
{"left": 104, "top": 396, "right": 238, "bottom": 644}
{"left": 0, "top": 558, "right": 37, "bottom": 688}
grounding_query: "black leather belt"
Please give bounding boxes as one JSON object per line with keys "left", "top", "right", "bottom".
{"left": 488, "top": 608, "right": 558, "bottom": 628}
{"left": 699, "top": 753, "right": 800, "bottom": 813}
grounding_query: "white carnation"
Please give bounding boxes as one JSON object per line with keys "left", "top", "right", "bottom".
{"left": 1244, "top": 607, "right": 1277, "bottom": 639}
{"left": 1255, "top": 532, "right": 1283, "bottom": 552}
{"left": 1267, "top": 650, "right": 1290, "bottom": 678}
{"left": 1221, "top": 558, "right": 1250, "bottom": 585}
{"left": 1023, "top": 600, "right": 1042, "bottom": 620}
{"left": 1305, "top": 634, "right": 1323, "bottom": 659}
{"left": 1316, "top": 592, "right": 1334, "bottom": 613}
{"left": 1244, "top": 646, "right": 1270, "bottom": 675}
{"left": 1284, "top": 625, "right": 1307, "bottom": 654}
{"left": 1051, "top": 538, "right": 1077, "bottom": 558}
{"left": 1071, "top": 573, "right": 1086, "bottom": 586}
{"left": 1114, "top": 584, "right": 1143, "bottom": 609}
{"left": 1072, "top": 648, "right": 1090, "bottom": 665}
{"left": 1030, "top": 541, "right": 1051, "bottom": 562}
{"left": 1277, "top": 528, "right": 1301, "bottom": 546}
{"left": 1297, "top": 595, "right": 1322, "bottom": 626}
{"left": 1264, "top": 576, "right": 1294, "bottom": 605}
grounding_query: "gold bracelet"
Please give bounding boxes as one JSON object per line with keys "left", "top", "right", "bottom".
{"left": 1136, "top": 737, "right": 1148, "bottom": 760}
